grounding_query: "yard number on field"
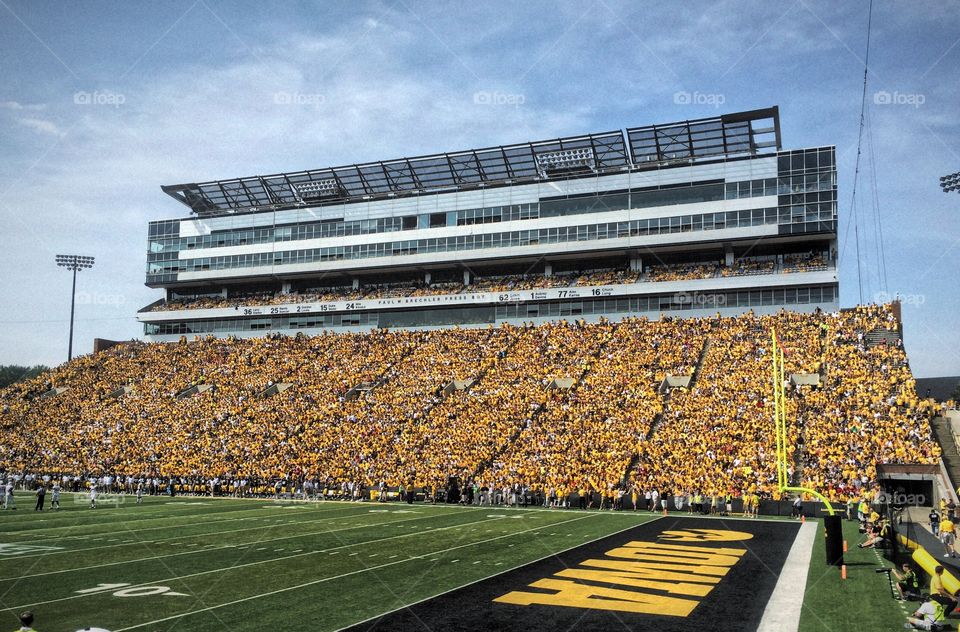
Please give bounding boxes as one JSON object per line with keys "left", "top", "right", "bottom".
{"left": 75, "top": 583, "right": 188, "bottom": 597}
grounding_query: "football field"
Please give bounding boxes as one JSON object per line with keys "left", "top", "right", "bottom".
{"left": 0, "top": 493, "right": 905, "bottom": 632}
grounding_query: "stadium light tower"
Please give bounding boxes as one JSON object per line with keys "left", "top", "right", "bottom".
{"left": 941, "top": 171, "right": 960, "bottom": 193}
{"left": 55, "top": 254, "right": 95, "bottom": 362}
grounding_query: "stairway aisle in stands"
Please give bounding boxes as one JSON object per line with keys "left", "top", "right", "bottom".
{"left": 788, "top": 326, "right": 828, "bottom": 488}
{"left": 932, "top": 417, "right": 960, "bottom": 491}
{"left": 621, "top": 335, "right": 712, "bottom": 487}
{"left": 470, "top": 324, "right": 617, "bottom": 484}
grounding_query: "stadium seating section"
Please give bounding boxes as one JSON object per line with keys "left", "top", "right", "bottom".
{"left": 0, "top": 304, "right": 939, "bottom": 501}
{"left": 150, "top": 254, "right": 831, "bottom": 312}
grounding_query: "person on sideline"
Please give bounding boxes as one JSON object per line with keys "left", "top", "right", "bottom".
{"left": 15, "top": 610, "right": 39, "bottom": 632}
{"left": 33, "top": 485, "right": 45, "bottom": 512}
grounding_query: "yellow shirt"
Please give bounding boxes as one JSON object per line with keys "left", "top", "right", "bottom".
{"left": 940, "top": 519, "right": 955, "bottom": 534}
{"left": 931, "top": 574, "right": 947, "bottom": 596}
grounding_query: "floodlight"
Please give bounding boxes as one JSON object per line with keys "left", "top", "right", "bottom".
{"left": 535, "top": 148, "right": 596, "bottom": 178}
{"left": 292, "top": 179, "right": 343, "bottom": 200}
{"left": 941, "top": 171, "right": 960, "bottom": 193}
{"left": 55, "top": 254, "right": 96, "bottom": 361}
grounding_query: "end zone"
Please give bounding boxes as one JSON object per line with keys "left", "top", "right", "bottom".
{"left": 343, "top": 516, "right": 804, "bottom": 632}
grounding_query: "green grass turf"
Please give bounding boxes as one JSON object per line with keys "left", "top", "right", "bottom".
{"left": 0, "top": 493, "right": 907, "bottom": 632}
{"left": 798, "top": 518, "right": 910, "bottom": 632}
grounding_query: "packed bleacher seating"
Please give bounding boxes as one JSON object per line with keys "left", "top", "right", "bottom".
{"left": 783, "top": 252, "right": 829, "bottom": 273}
{"left": 397, "top": 320, "right": 607, "bottom": 488}
{"left": 0, "top": 305, "right": 936, "bottom": 502}
{"left": 645, "top": 262, "right": 720, "bottom": 282}
{"left": 796, "top": 304, "right": 939, "bottom": 498}
{"left": 146, "top": 255, "right": 835, "bottom": 312}
{"left": 486, "top": 317, "right": 703, "bottom": 497}
{"left": 631, "top": 310, "right": 824, "bottom": 500}
{"left": 720, "top": 258, "right": 777, "bottom": 277}
{"left": 159, "top": 286, "right": 367, "bottom": 311}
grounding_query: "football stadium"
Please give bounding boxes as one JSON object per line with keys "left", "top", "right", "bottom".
{"left": 1, "top": 93, "right": 958, "bottom": 632}
{"left": 7, "top": 8, "right": 960, "bottom": 632}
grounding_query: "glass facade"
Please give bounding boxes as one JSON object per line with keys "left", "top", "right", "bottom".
{"left": 146, "top": 181, "right": 728, "bottom": 258}
{"left": 147, "top": 206, "right": 837, "bottom": 278}
{"left": 145, "top": 147, "right": 837, "bottom": 289}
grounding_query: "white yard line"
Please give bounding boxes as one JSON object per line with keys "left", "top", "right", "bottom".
{"left": 113, "top": 513, "right": 601, "bottom": 631}
{"left": 5, "top": 509, "right": 515, "bottom": 609}
{"left": 0, "top": 509, "right": 473, "bottom": 582}
{"left": 0, "top": 496, "right": 264, "bottom": 534}
{"left": 0, "top": 505, "right": 450, "bottom": 561}
{"left": 3, "top": 503, "right": 364, "bottom": 544}
{"left": 4, "top": 500, "right": 560, "bottom": 545}
{"left": 756, "top": 521, "right": 817, "bottom": 632}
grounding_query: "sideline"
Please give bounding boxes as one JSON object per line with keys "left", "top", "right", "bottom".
{"left": 756, "top": 520, "right": 817, "bottom": 632}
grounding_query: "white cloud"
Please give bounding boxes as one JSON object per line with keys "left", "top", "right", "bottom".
{"left": 15, "top": 117, "right": 66, "bottom": 137}
{"left": 0, "top": 13, "right": 593, "bottom": 367}
{"left": 0, "top": 100, "right": 46, "bottom": 111}
{"left": 0, "top": 2, "right": 957, "bottom": 377}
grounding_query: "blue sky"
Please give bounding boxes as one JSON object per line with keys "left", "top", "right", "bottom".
{"left": 0, "top": 0, "right": 957, "bottom": 376}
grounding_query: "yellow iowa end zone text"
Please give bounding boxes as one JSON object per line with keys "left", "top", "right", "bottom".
{"left": 493, "top": 528, "right": 752, "bottom": 617}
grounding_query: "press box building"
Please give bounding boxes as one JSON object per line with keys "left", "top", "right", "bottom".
{"left": 139, "top": 106, "right": 838, "bottom": 341}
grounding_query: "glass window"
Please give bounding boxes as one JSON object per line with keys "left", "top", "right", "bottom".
{"left": 819, "top": 149, "right": 834, "bottom": 167}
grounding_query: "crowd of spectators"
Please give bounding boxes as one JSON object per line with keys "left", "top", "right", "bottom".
{"left": 159, "top": 286, "right": 366, "bottom": 311}
{"left": 719, "top": 258, "right": 777, "bottom": 277}
{"left": 487, "top": 317, "right": 702, "bottom": 498}
{"left": 148, "top": 255, "right": 834, "bottom": 312}
{"left": 783, "top": 252, "right": 829, "bottom": 273}
{"left": 398, "top": 320, "right": 606, "bottom": 488}
{"left": 645, "top": 262, "right": 720, "bottom": 282}
{"left": 796, "top": 304, "right": 940, "bottom": 498}
{"left": 631, "top": 310, "right": 822, "bottom": 500}
{"left": 0, "top": 305, "right": 939, "bottom": 502}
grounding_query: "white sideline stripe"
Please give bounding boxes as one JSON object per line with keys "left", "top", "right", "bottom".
{"left": 1, "top": 505, "right": 422, "bottom": 561}
{"left": 113, "top": 512, "right": 602, "bottom": 631}
{"left": 5, "top": 509, "right": 507, "bottom": 608}
{"left": 756, "top": 521, "right": 817, "bottom": 632}
{"left": 0, "top": 509, "right": 470, "bottom": 582}
{"left": 334, "top": 516, "right": 664, "bottom": 632}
